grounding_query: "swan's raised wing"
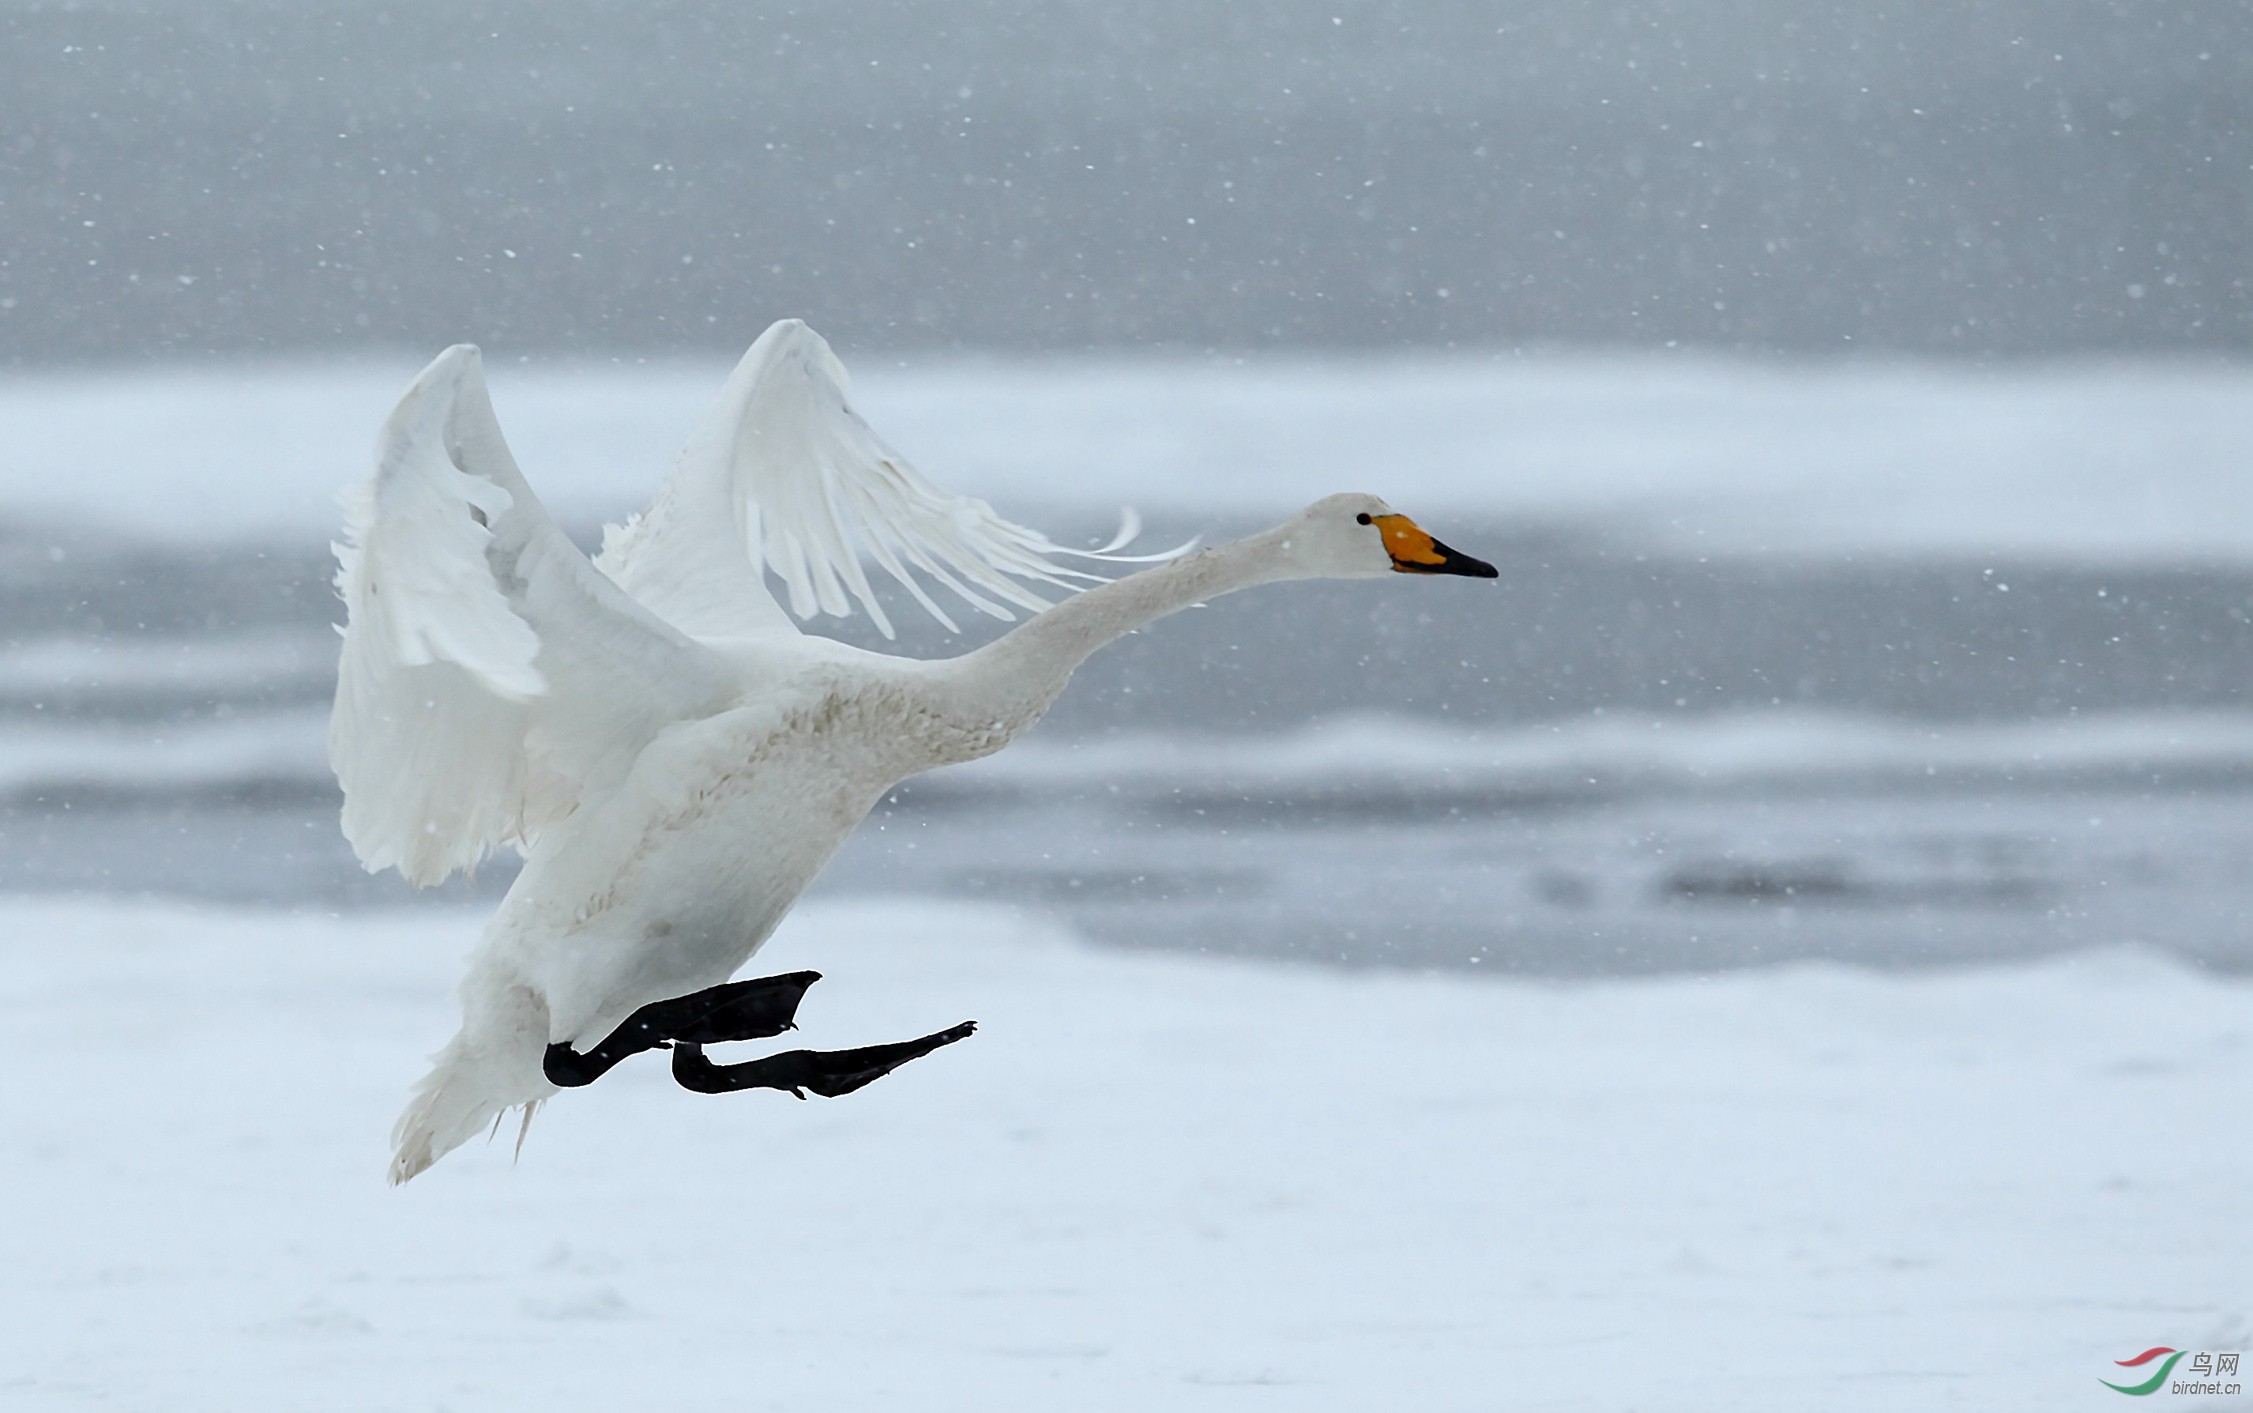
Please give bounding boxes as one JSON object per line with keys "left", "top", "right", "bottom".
{"left": 593, "top": 318, "right": 1132, "bottom": 640}
{"left": 331, "top": 346, "right": 737, "bottom": 887}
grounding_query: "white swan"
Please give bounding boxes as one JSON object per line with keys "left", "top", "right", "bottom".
{"left": 335, "top": 320, "right": 1496, "bottom": 1183}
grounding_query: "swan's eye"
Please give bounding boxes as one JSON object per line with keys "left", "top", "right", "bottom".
{"left": 1356, "top": 512, "right": 1373, "bottom": 525}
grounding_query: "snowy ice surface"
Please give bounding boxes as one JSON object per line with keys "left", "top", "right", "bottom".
{"left": 948, "top": 707, "right": 2253, "bottom": 799}
{"left": 6, "top": 701, "right": 2248, "bottom": 804}
{"left": 3, "top": 354, "right": 2249, "bottom": 561}
{"left": 0, "top": 712, "right": 328, "bottom": 798}
{"left": 2, "top": 896, "right": 2245, "bottom": 1411}
{"left": 0, "top": 629, "right": 332, "bottom": 701}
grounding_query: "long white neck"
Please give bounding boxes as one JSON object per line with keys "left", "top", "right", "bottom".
{"left": 932, "top": 526, "right": 1300, "bottom": 729}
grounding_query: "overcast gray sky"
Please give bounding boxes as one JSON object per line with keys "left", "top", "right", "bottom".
{"left": 3, "top": 0, "right": 2247, "bottom": 361}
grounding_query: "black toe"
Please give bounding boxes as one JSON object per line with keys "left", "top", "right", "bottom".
{"left": 670, "top": 971, "right": 821, "bottom": 1045}
{"left": 671, "top": 1021, "right": 977, "bottom": 1097}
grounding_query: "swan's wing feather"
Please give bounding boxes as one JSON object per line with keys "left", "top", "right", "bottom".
{"left": 594, "top": 319, "right": 1123, "bottom": 641}
{"left": 331, "top": 345, "right": 734, "bottom": 886}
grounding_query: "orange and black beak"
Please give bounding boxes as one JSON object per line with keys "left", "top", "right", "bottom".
{"left": 1370, "top": 513, "right": 1498, "bottom": 578}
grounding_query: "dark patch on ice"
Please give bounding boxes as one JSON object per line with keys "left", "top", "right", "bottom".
{"left": 1659, "top": 860, "right": 2053, "bottom": 909}
{"left": 946, "top": 866, "right": 1264, "bottom": 905}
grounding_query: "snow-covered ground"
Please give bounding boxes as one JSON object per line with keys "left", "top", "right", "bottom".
{"left": 2, "top": 352, "right": 2247, "bottom": 1405}
{"left": 3, "top": 353, "right": 2249, "bottom": 561}
{"left": 2, "top": 896, "right": 2245, "bottom": 1410}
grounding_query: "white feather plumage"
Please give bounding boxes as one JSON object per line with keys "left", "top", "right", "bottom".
{"left": 337, "top": 319, "right": 1469, "bottom": 1183}
{"left": 595, "top": 319, "right": 1110, "bottom": 640}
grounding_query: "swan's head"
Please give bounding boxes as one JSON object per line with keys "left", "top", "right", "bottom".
{"left": 1277, "top": 493, "right": 1499, "bottom": 581}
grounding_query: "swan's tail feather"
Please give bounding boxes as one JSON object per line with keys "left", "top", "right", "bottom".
{"left": 389, "top": 982, "right": 553, "bottom": 1185}
{"left": 514, "top": 1099, "right": 543, "bottom": 1163}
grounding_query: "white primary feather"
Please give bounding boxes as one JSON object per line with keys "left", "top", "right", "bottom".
{"left": 332, "top": 328, "right": 1143, "bottom": 888}
{"left": 331, "top": 346, "right": 735, "bottom": 887}
{"left": 594, "top": 318, "right": 1118, "bottom": 640}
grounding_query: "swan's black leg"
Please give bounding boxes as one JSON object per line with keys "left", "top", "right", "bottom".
{"left": 542, "top": 971, "right": 823, "bottom": 1088}
{"left": 671, "top": 1021, "right": 977, "bottom": 1098}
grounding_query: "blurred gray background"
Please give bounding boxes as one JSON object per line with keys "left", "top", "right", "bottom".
{"left": 3, "top": 0, "right": 2247, "bottom": 361}
{"left": 0, "top": 0, "right": 2248, "bottom": 976}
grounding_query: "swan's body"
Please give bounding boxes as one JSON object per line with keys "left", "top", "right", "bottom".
{"left": 334, "top": 321, "right": 1494, "bottom": 1183}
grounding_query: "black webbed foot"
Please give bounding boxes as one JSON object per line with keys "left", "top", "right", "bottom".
{"left": 664, "top": 971, "right": 823, "bottom": 1045}
{"left": 670, "top": 1021, "right": 977, "bottom": 1098}
{"left": 542, "top": 971, "right": 823, "bottom": 1088}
